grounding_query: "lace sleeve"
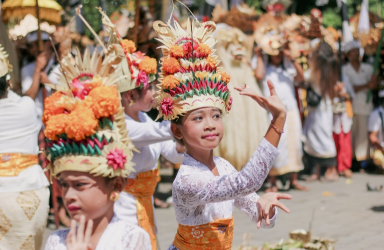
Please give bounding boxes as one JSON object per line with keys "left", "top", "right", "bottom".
{"left": 174, "top": 138, "right": 278, "bottom": 206}
{"left": 44, "top": 229, "right": 68, "bottom": 250}
{"left": 123, "top": 226, "right": 152, "bottom": 250}
{"left": 234, "top": 193, "right": 277, "bottom": 229}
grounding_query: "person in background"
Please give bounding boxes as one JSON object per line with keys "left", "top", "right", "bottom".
{"left": 0, "top": 44, "right": 49, "bottom": 250}
{"left": 342, "top": 40, "right": 377, "bottom": 165}
{"left": 368, "top": 93, "right": 384, "bottom": 169}
{"left": 333, "top": 77, "right": 355, "bottom": 178}
{"left": 255, "top": 39, "right": 307, "bottom": 192}
{"left": 303, "top": 42, "right": 339, "bottom": 181}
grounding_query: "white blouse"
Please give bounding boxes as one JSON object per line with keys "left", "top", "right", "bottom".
{"left": 114, "top": 112, "right": 184, "bottom": 225}
{"left": 168, "top": 138, "right": 279, "bottom": 250}
{"left": 44, "top": 216, "right": 152, "bottom": 250}
{"left": 0, "top": 91, "right": 49, "bottom": 193}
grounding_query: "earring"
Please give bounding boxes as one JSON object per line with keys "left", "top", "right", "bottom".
{"left": 176, "top": 136, "right": 183, "bottom": 140}
{"left": 110, "top": 191, "right": 120, "bottom": 202}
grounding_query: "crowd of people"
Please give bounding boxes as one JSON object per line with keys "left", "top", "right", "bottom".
{"left": 1, "top": 1, "right": 384, "bottom": 250}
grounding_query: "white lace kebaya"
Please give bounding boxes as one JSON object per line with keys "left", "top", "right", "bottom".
{"left": 168, "top": 138, "right": 279, "bottom": 250}
{"left": 44, "top": 216, "right": 151, "bottom": 250}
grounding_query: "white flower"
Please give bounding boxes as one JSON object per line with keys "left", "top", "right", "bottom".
{"left": 191, "top": 228, "right": 204, "bottom": 239}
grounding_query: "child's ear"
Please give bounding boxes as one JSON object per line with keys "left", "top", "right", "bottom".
{"left": 171, "top": 123, "right": 183, "bottom": 140}
{"left": 113, "top": 177, "right": 125, "bottom": 192}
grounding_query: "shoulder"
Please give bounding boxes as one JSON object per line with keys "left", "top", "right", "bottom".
{"left": 21, "top": 62, "right": 36, "bottom": 75}
{"left": 45, "top": 229, "right": 69, "bottom": 249}
{"left": 139, "top": 112, "right": 154, "bottom": 123}
{"left": 214, "top": 156, "right": 237, "bottom": 173}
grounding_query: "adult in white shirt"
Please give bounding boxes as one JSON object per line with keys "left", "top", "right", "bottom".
{"left": 21, "top": 31, "right": 61, "bottom": 124}
{"left": 114, "top": 82, "right": 184, "bottom": 249}
{"left": 255, "top": 44, "right": 307, "bottom": 192}
{"left": 368, "top": 97, "right": 384, "bottom": 167}
{"left": 0, "top": 46, "right": 50, "bottom": 250}
{"left": 342, "top": 40, "right": 377, "bottom": 162}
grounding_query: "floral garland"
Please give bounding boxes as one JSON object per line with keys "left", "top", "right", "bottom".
{"left": 119, "top": 39, "right": 157, "bottom": 89}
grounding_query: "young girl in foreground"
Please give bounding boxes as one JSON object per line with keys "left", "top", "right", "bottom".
{"left": 43, "top": 47, "right": 151, "bottom": 249}
{"left": 153, "top": 19, "right": 291, "bottom": 249}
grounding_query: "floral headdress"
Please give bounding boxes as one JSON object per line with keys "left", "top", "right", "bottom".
{"left": 98, "top": 7, "right": 157, "bottom": 92}
{"left": 42, "top": 47, "right": 136, "bottom": 179}
{"left": 0, "top": 44, "right": 13, "bottom": 77}
{"left": 153, "top": 18, "right": 232, "bottom": 120}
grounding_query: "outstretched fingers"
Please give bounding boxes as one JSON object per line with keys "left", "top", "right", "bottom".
{"left": 267, "top": 80, "right": 277, "bottom": 96}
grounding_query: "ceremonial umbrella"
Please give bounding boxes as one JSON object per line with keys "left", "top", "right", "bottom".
{"left": 2, "top": 0, "right": 63, "bottom": 51}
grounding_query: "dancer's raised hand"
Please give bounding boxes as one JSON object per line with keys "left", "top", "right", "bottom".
{"left": 256, "top": 193, "right": 292, "bottom": 228}
{"left": 234, "top": 80, "right": 286, "bottom": 121}
{"left": 66, "top": 215, "right": 94, "bottom": 250}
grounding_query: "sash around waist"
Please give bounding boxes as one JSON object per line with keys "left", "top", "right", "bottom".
{"left": 123, "top": 168, "right": 159, "bottom": 197}
{"left": 0, "top": 153, "right": 38, "bottom": 177}
{"left": 173, "top": 217, "right": 234, "bottom": 250}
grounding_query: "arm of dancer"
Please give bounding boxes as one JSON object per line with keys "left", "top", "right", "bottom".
{"left": 160, "top": 140, "right": 185, "bottom": 164}
{"left": 234, "top": 193, "right": 277, "bottom": 229}
{"left": 126, "top": 114, "right": 174, "bottom": 148}
{"left": 173, "top": 138, "right": 279, "bottom": 206}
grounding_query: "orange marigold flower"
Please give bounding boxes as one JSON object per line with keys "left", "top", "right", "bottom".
{"left": 162, "top": 57, "right": 180, "bottom": 74}
{"left": 121, "top": 39, "right": 136, "bottom": 53}
{"left": 162, "top": 75, "right": 180, "bottom": 89}
{"left": 44, "top": 114, "right": 68, "bottom": 140}
{"left": 65, "top": 104, "right": 98, "bottom": 141}
{"left": 206, "top": 57, "right": 217, "bottom": 68}
{"left": 220, "top": 72, "right": 231, "bottom": 84}
{"left": 138, "top": 56, "right": 157, "bottom": 74}
{"left": 85, "top": 86, "right": 120, "bottom": 119}
{"left": 170, "top": 45, "right": 185, "bottom": 58}
{"left": 43, "top": 92, "right": 65, "bottom": 125}
{"left": 196, "top": 44, "right": 211, "bottom": 57}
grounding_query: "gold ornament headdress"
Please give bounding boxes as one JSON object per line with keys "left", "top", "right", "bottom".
{"left": 98, "top": 7, "right": 157, "bottom": 93}
{"left": 0, "top": 45, "right": 13, "bottom": 77}
{"left": 43, "top": 8, "right": 137, "bottom": 179}
{"left": 153, "top": 18, "right": 232, "bottom": 120}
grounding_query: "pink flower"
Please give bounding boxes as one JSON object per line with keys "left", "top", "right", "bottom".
{"left": 160, "top": 98, "right": 174, "bottom": 116}
{"left": 182, "top": 42, "right": 198, "bottom": 53}
{"left": 106, "top": 148, "right": 127, "bottom": 170}
{"left": 136, "top": 70, "right": 149, "bottom": 88}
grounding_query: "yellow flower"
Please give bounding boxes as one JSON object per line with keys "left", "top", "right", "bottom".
{"left": 206, "top": 57, "right": 217, "bottom": 68}
{"left": 85, "top": 86, "right": 120, "bottom": 119}
{"left": 162, "top": 57, "right": 180, "bottom": 74}
{"left": 170, "top": 45, "right": 185, "bottom": 58}
{"left": 220, "top": 72, "right": 231, "bottom": 84}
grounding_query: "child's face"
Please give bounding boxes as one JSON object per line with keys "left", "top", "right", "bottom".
{"left": 59, "top": 171, "right": 115, "bottom": 222}
{"left": 179, "top": 107, "right": 224, "bottom": 151}
{"left": 135, "top": 83, "right": 156, "bottom": 112}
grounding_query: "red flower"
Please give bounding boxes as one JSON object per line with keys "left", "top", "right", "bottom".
{"left": 160, "top": 98, "right": 174, "bottom": 116}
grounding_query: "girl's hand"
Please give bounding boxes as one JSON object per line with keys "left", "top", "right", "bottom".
{"left": 66, "top": 215, "right": 94, "bottom": 250}
{"left": 256, "top": 193, "right": 292, "bottom": 228}
{"left": 234, "top": 80, "right": 287, "bottom": 121}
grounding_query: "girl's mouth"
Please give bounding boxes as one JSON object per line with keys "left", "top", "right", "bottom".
{"left": 202, "top": 133, "right": 218, "bottom": 139}
{"left": 67, "top": 205, "right": 81, "bottom": 212}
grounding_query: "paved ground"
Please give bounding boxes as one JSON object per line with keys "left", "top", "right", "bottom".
{"left": 42, "top": 172, "right": 384, "bottom": 250}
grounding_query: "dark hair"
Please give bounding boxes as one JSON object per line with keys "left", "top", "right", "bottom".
{"left": 0, "top": 75, "right": 8, "bottom": 98}
{"left": 310, "top": 42, "right": 338, "bottom": 98}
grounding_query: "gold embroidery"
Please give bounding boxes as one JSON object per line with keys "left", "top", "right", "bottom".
{"left": 0, "top": 208, "right": 12, "bottom": 241}
{"left": 17, "top": 191, "right": 41, "bottom": 220}
{"left": 19, "top": 235, "right": 34, "bottom": 250}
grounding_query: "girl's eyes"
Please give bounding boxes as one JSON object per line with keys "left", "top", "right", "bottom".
{"left": 59, "top": 182, "right": 68, "bottom": 188}
{"left": 213, "top": 114, "right": 221, "bottom": 119}
{"left": 192, "top": 116, "right": 203, "bottom": 121}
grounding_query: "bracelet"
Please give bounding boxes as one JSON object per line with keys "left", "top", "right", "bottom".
{"left": 270, "top": 121, "right": 284, "bottom": 134}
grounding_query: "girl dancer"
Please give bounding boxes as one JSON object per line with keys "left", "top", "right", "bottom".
{"left": 43, "top": 46, "right": 151, "bottom": 249}
{"left": 98, "top": 10, "right": 184, "bottom": 250}
{"left": 153, "top": 18, "right": 291, "bottom": 249}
